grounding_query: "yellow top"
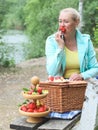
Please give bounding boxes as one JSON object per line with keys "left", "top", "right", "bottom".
{"left": 64, "top": 46, "right": 80, "bottom": 78}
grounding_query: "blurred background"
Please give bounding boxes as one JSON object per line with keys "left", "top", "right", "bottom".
{"left": 0, "top": 0, "right": 98, "bottom": 67}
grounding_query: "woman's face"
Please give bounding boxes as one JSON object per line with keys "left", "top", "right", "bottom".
{"left": 58, "top": 12, "right": 78, "bottom": 34}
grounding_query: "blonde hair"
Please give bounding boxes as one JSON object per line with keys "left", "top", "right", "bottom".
{"left": 60, "top": 8, "right": 80, "bottom": 22}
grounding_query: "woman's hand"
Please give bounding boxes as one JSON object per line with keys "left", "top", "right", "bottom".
{"left": 69, "top": 73, "right": 83, "bottom": 81}
{"left": 55, "top": 31, "right": 65, "bottom": 49}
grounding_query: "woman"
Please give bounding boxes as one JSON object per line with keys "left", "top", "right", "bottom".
{"left": 45, "top": 8, "right": 98, "bottom": 81}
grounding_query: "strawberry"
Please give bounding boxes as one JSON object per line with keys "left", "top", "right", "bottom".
{"left": 33, "top": 108, "right": 38, "bottom": 113}
{"left": 37, "top": 87, "right": 42, "bottom": 94}
{"left": 43, "top": 105, "right": 47, "bottom": 111}
{"left": 48, "top": 76, "right": 54, "bottom": 81}
{"left": 27, "top": 102, "right": 36, "bottom": 109}
{"left": 27, "top": 90, "right": 33, "bottom": 95}
{"left": 59, "top": 26, "right": 66, "bottom": 33}
{"left": 21, "top": 105, "right": 27, "bottom": 112}
{"left": 38, "top": 106, "right": 45, "bottom": 112}
{"left": 27, "top": 108, "right": 34, "bottom": 112}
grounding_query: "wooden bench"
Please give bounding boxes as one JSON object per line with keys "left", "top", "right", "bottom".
{"left": 10, "top": 113, "right": 81, "bottom": 130}
{"left": 10, "top": 78, "right": 98, "bottom": 130}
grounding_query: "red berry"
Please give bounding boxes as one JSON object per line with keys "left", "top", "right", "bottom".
{"left": 21, "top": 105, "right": 27, "bottom": 112}
{"left": 59, "top": 26, "right": 66, "bottom": 33}
{"left": 27, "top": 102, "right": 36, "bottom": 109}
{"left": 37, "top": 87, "right": 42, "bottom": 94}
{"left": 33, "top": 108, "right": 38, "bottom": 113}
{"left": 27, "top": 90, "right": 33, "bottom": 95}
{"left": 48, "top": 76, "right": 54, "bottom": 81}
{"left": 38, "top": 106, "right": 45, "bottom": 112}
{"left": 27, "top": 108, "right": 34, "bottom": 112}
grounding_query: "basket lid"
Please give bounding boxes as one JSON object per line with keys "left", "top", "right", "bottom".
{"left": 40, "top": 80, "right": 87, "bottom": 88}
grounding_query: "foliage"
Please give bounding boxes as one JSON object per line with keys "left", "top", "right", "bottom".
{"left": 82, "top": 0, "right": 98, "bottom": 40}
{"left": 0, "top": 0, "right": 98, "bottom": 64}
{"left": 0, "top": 0, "right": 10, "bottom": 29}
{"left": 93, "top": 7, "right": 98, "bottom": 47}
{"left": 1, "top": 0, "right": 27, "bottom": 30}
{"left": 94, "top": 23, "right": 98, "bottom": 47}
{"left": 23, "top": 0, "right": 78, "bottom": 59}
{"left": 0, "top": 39, "right": 15, "bottom": 67}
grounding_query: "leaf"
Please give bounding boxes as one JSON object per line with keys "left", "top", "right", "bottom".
{"left": 23, "top": 87, "right": 29, "bottom": 91}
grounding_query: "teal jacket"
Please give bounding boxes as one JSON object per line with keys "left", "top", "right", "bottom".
{"left": 45, "top": 29, "right": 98, "bottom": 79}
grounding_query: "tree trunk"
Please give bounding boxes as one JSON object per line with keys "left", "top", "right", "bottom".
{"left": 78, "top": 0, "right": 84, "bottom": 30}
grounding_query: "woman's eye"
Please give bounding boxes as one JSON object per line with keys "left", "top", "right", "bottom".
{"left": 58, "top": 20, "right": 69, "bottom": 24}
{"left": 64, "top": 20, "right": 69, "bottom": 23}
{"left": 65, "top": 21, "right": 69, "bottom": 23}
{"left": 59, "top": 20, "right": 62, "bottom": 23}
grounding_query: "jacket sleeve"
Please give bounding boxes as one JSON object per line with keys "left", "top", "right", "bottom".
{"left": 81, "top": 36, "right": 98, "bottom": 79}
{"left": 45, "top": 35, "right": 65, "bottom": 76}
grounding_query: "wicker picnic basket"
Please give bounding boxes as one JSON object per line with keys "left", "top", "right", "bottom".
{"left": 39, "top": 80, "right": 87, "bottom": 113}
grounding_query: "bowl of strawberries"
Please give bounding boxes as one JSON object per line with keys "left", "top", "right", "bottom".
{"left": 19, "top": 100, "right": 50, "bottom": 123}
{"left": 19, "top": 76, "right": 50, "bottom": 123}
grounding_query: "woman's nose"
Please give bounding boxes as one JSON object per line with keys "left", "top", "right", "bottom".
{"left": 61, "top": 21, "right": 65, "bottom": 26}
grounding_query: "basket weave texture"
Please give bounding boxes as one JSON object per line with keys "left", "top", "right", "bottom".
{"left": 40, "top": 81, "right": 87, "bottom": 113}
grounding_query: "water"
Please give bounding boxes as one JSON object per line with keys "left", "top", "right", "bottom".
{"left": 1, "top": 30, "right": 29, "bottom": 64}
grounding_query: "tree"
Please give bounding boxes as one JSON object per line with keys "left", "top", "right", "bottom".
{"left": 78, "top": 0, "right": 84, "bottom": 30}
{"left": 23, "top": 0, "right": 78, "bottom": 58}
{"left": 82, "top": 0, "right": 98, "bottom": 39}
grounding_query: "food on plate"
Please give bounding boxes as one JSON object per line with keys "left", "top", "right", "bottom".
{"left": 20, "top": 100, "right": 48, "bottom": 113}
{"left": 23, "top": 86, "right": 48, "bottom": 95}
{"left": 23, "top": 76, "right": 48, "bottom": 95}
{"left": 48, "top": 76, "right": 69, "bottom": 82}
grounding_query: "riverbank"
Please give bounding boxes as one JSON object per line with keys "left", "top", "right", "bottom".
{"left": 0, "top": 57, "right": 48, "bottom": 130}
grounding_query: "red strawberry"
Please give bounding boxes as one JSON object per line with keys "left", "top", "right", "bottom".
{"left": 38, "top": 106, "right": 45, "bottom": 112}
{"left": 48, "top": 76, "right": 54, "bottom": 81}
{"left": 27, "top": 102, "right": 36, "bottom": 109}
{"left": 33, "top": 108, "right": 38, "bottom": 113}
{"left": 59, "top": 26, "right": 66, "bottom": 33}
{"left": 37, "top": 87, "right": 42, "bottom": 94}
{"left": 43, "top": 105, "right": 47, "bottom": 111}
{"left": 21, "top": 105, "right": 27, "bottom": 112}
{"left": 27, "top": 108, "right": 34, "bottom": 112}
{"left": 27, "top": 90, "right": 33, "bottom": 95}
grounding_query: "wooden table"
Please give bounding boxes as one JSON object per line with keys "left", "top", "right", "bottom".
{"left": 10, "top": 114, "right": 80, "bottom": 130}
